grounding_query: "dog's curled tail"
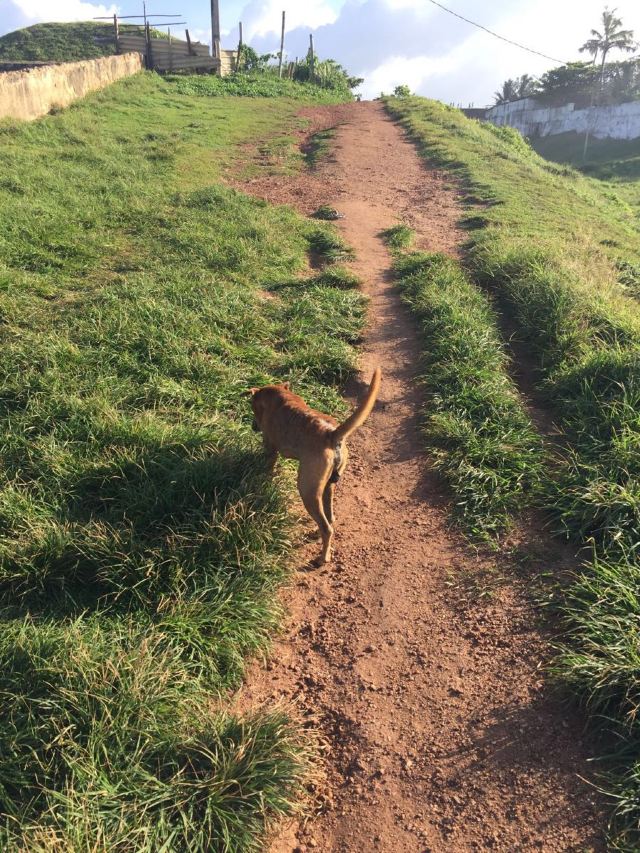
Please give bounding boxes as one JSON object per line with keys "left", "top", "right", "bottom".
{"left": 332, "top": 367, "right": 381, "bottom": 445}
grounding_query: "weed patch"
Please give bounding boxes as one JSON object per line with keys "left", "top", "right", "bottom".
{"left": 166, "top": 73, "right": 352, "bottom": 103}
{"left": 308, "top": 226, "right": 356, "bottom": 264}
{"left": 304, "top": 129, "right": 339, "bottom": 168}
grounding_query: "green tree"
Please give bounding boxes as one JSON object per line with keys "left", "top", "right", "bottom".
{"left": 292, "top": 56, "right": 362, "bottom": 94}
{"left": 236, "top": 44, "right": 274, "bottom": 72}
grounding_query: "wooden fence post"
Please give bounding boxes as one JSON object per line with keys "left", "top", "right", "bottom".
{"left": 168, "top": 27, "right": 173, "bottom": 72}
{"left": 210, "top": 0, "right": 221, "bottom": 61}
{"left": 309, "top": 34, "right": 315, "bottom": 78}
{"left": 278, "top": 11, "right": 286, "bottom": 77}
{"left": 113, "top": 14, "right": 120, "bottom": 54}
{"left": 186, "top": 29, "right": 194, "bottom": 55}
{"left": 145, "top": 22, "right": 153, "bottom": 70}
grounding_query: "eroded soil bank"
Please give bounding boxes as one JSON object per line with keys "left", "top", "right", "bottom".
{"left": 237, "top": 102, "right": 604, "bottom": 853}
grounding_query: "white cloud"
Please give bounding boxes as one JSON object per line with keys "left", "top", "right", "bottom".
{"left": 382, "top": 0, "right": 432, "bottom": 12}
{"left": 9, "top": 0, "right": 116, "bottom": 21}
{"left": 0, "top": 0, "right": 117, "bottom": 37}
{"left": 361, "top": 53, "right": 456, "bottom": 98}
{"left": 237, "top": 0, "right": 338, "bottom": 41}
{"left": 188, "top": 28, "right": 211, "bottom": 47}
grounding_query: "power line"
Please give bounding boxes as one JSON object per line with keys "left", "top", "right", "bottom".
{"left": 424, "top": 0, "right": 570, "bottom": 65}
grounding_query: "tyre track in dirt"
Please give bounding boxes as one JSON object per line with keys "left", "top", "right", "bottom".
{"left": 237, "top": 102, "right": 604, "bottom": 852}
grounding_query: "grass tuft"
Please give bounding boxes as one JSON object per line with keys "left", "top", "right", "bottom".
{"left": 307, "top": 226, "right": 355, "bottom": 264}
{"left": 390, "top": 250, "right": 542, "bottom": 538}
{"left": 381, "top": 224, "right": 414, "bottom": 249}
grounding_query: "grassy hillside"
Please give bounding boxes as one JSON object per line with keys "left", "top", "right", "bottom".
{"left": 531, "top": 131, "right": 640, "bottom": 220}
{"left": 0, "top": 22, "right": 167, "bottom": 63}
{"left": 385, "top": 96, "right": 640, "bottom": 847}
{"left": 0, "top": 73, "right": 361, "bottom": 849}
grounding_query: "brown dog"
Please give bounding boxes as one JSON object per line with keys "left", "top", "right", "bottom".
{"left": 249, "top": 368, "right": 381, "bottom": 564}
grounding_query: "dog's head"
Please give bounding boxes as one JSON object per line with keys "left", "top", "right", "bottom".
{"left": 247, "top": 382, "right": 290, "bottom": 432}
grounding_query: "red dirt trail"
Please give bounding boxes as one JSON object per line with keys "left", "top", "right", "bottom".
{"left": 238, "top": 102, "right": 605, "bottom": 852}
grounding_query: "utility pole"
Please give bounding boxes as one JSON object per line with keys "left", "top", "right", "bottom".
{"left": 583, "top": 66, "right": 598, "bottom": 163}
{"left": 309, "top": 33, "right": 315, "bottom": 78}
{"left": 236, "top": 22, "right": 243, "bottom": 72}
{"left": 210, "top": 0, "right": 221, "bottom": 60}
{"left": 278, "top": 11, "right": 286, "bottom": 77}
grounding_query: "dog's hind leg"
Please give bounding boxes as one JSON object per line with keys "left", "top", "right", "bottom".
{"left": 323, "top": 443, "right": 347, "bottom": 525}
{"left": 323, "top": 481, "right": 336, "bottom": 525}
{"left": 302, "top": 491, "right": 333, "bottom": 564}
{"left": 298, "top": 455, "right": 334, "bottom": 564}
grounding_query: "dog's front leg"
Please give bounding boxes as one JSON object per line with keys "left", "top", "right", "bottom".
{"left": 262, "top": 437, "right": 278, "bottom": 473}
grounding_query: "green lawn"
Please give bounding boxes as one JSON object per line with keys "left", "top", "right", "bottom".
{"left": 0, "top": 72, "right": 362, "bottom": 849}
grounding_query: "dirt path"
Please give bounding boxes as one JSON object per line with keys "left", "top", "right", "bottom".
{"left": 239, "top": 102, "right": 604, "bottom": 852}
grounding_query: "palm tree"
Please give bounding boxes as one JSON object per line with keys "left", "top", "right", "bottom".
{"left": 516, "top": 74, "right": 539, "bottom": 98}
{"left": 493, "top": 79, "right": 519, "bottom": 105}
{"left": 493, "top": 75, "right": 538, "bottom": 105}
{"left": 579, "top": 7, "right": 636, "bottom": 79}
{"left": 579, "top": 8, "right": 636, "bottom": 161}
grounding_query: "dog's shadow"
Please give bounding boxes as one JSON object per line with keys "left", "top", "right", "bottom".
{"left": 0, "top": 437, "right": 280, "bottom": 623}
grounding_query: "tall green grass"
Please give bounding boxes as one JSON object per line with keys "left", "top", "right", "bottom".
{"left": 386, "top": 95, "right": 640, "bottom": 844}
{"left": 0, "top": 73, "right": 365, "bottom": 847}
{"left": 388, "top": 248, "right": 541, "bottom": 538}
{"left": 468, "top": 240, "right": 640, "bottom": 556}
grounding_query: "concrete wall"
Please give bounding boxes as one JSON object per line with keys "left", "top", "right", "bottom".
{"left": 0, "top": 53, "right": 143, "bottom": 123}
{"left": 486, "top": 97, "right": 640, "bottom": 140}
{"left": 220, "top": 49, "right": 237, "bottom": 76}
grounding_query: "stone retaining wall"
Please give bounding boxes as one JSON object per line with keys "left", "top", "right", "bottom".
{"left": 0, "top": 53, "right": 143, "bottom": 122}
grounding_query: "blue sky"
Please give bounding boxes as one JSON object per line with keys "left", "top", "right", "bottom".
{"left": 2, "top": 1, "right": 640, "bottom": 104}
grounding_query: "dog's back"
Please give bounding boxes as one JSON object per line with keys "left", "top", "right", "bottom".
{"left": 251, "top": 385, "right": 338, "bottom": 460}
